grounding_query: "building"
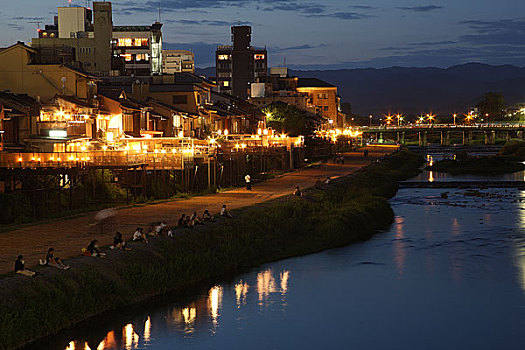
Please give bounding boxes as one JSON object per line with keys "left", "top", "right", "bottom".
{"left": 162, "top": 50, "right": 195, "bottom": 74}
{"left": 216, "top": 26, "right": 267, "bottom": 99}
{"left": 248, "top": 68, "right": 346, "bottom": 127}
{"left": 296, "top": 78, "right": 346, "bottom": 127}
{"left": 112, "top": 23, "right": 163, "bottom": 76}
{"left": 0, "top": 42, "right": 98, "bottom": 103}
{"left": 31, "top": 1, "right": 162, "bottom": 77}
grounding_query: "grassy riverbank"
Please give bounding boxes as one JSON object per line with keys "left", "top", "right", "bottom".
{"left": 0, "top": 150, "right": 423, "bottom": 350}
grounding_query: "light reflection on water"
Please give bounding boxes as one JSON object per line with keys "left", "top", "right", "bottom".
{"left": 61, "top": 269, "right": 290, "bottom": 350}
{"left": 44, "top": 187, "right": 525, "bottom": 350}
{"left": 413, "top": 153, "right": 525, "bottom": 182}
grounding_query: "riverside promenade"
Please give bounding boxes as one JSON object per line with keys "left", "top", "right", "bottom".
{"left": 0, "top": 147, "right": 394, "bottom": 275}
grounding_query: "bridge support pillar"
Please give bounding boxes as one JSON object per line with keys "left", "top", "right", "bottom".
{"left": 463, "top": 131, "right": 473, "bottom": 145}
{"left": 518, "top": 131, "right": 524, "bottom": 140}
{"left": 379, "top": 132, "right": 383, "bottom": 143}
{"left": 400, "top": 132, "right": 405, "bottom": 145}
{"left": 485, "top": 131, "right": 496, "bottom": 145}
{"left": 506, "top": 131, "right": 511, "bottom": 143}
{"left": 440, "top": 131, "right": 450, "bottom": 146}
{"left": 419, "top": 131, "right": 428, "bottom": 147}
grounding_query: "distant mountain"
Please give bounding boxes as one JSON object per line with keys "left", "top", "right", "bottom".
{"left": 195, "top": 67, "right": 215, "bottom": 78}
{"left": 196, "top": 63, "right": 525, "bottom": 115}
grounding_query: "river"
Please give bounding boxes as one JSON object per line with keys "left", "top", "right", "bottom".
{"left": 27, "top": 171, "right": 525, "bottom": 350}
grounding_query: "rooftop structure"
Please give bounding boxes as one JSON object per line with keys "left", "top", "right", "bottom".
{"left": 216, "top": 26, "right": 267, "bottom": 99}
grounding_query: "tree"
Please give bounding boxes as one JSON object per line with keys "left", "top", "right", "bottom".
{"left": 263, "top": 102, "right": 320, "bottom": 137}
{"left": 476, "top": 92, "right": 506, "bottom": 121}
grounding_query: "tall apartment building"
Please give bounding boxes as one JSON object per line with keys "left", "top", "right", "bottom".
{"left": 162, "top": 50, "right": 195, "bottom": 74}
{"left": 31, "top": 1, "right": 162, "bottom": 76}
{"left": 215, "top": 26, "right": 267, "bottom": 99}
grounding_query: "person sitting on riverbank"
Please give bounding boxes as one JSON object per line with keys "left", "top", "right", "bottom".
{"left": 40, "top": 248, "right": 69, "bottom": 269}
{"left": 155, "top": 221, "right": 167, "bottom": 236}
{"left": 133, "top": 227, "right": 149, "bottom": 243}
{"left": 190, "top": 212, "right": 203, "bottom": 225}
{"left": 220, "top": 204, "right": 233, "bottom": 218}
{"left": 293, "top": 186, "right": 303, "bottom": 197}
{"left": 167, "top": 226, "right": 176, "bottom": 237}
{"left": 111, "top": 232, "right": 129, "bottom": 250}
{"left": 15, "top": 255, "right": 36, "bottom": 277}
{"left": 324, "top": 177, "right": 332, "bottom": 184}
{"left": 86, "top": 240, "right": 106, "bottom": 257}
{"left": 178, "top": 214, "right": 187, "bottom": 228}
{"left": 202, "top": 209, "right": 214, "bottom": 222}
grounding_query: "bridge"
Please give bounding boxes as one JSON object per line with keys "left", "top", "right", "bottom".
{"left": 360, "top": 124, "right": 525, "bottom": 146}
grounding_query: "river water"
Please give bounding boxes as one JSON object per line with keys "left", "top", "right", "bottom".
{"left": 29, "top": 173, "right": 525, "bottom": 350}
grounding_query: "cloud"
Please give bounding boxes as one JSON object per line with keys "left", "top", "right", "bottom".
{"left": 166, "top": 19, "right": 250, "bottom": 26}
{"left": 396, "top": 5, "right": 443, "bottom": 13}
{"left": 458, "top": 18, "right": 525, "bottom": 46}
{"left": 7, "top": 23, "right": 24, "bottom": 31}
{"left": 262, "top": 2, "right": 325, "bottom": 14}
{"left": 271, "top": 43, "right": 326, "bottom": 53}
{"left": 409, "top": 40, "right": 457, "bottom": 47}
{"left": 12, "top": 16, "right": 46, "bottom": 21}
{"left": 306, "top": 11, "right": 375, "bottom": 20}
{"left": 348, "top": 5, "right": 378, "bottom": 10}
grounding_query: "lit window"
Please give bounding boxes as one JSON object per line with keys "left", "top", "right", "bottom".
{"left": 136, "top": 53, "right": 149, "bottom": 62}
{"left": 118, "top": 38, "right": 133, "bottom": 47}
{"left": 254, "top": 54, "right": 265, "bottom": 60}
{"left": 223, "top": 81, "right": 230, "bottom": 87}
{"left": 120, "top": 53, "right": 132, "bottom": 62}
{"left": 134, "top": 38, "right": 148, "bottom": 47}
{"left": 218, "top": 54, "right": 230, "bottom": 60}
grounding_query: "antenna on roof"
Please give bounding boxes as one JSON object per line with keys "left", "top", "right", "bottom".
{"left": 29, "top": 21, "right": 42, "bottom": 30}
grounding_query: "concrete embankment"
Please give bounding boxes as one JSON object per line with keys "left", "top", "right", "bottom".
{"left": 0, "top": 150, "right": 423, "bottom": 350}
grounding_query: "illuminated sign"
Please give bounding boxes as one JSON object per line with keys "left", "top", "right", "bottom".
{"left": 49, "top": 130, "right": 67, "bottom": 138}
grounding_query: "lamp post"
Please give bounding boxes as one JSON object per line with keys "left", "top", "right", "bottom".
{"left": 369, "top": 115, "right": 372, "bottom": 127}
{"left": 453, "top": 113, "right": 457, "bottom": 126}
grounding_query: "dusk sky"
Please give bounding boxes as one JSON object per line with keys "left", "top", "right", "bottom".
{"left": 2, "top": 0, "right": 525, "bottom": 69}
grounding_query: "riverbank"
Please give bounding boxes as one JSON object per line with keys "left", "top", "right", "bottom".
{"left": 0, "top": 149, "right": 385, "bottom": 276}
{"left": 0, "top": 150, "right": 423, "bottom": 350}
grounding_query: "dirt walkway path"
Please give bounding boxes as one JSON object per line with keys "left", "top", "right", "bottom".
{"left": 0, "top": 147, "right": 395, "bottom": 275}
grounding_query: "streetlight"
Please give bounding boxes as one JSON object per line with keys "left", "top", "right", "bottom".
{"left": 485, "top": 113, "right": 489, "bottom": 125}
{"left": 427, "top": 114, "right": 435, "bottom": 124}
{"left": 369, "top": 115, "right": 373, "bottom": 127}
{"left": 385, "top": 115, "right": 393, "bottom": 125}
{"left": 396, "top": 114, "right": 403, "bottom": 126}
{"left": 453, "top": 113, "right": 457, "bottom": 125}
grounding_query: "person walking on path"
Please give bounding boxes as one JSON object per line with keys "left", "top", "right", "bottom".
{"left": 245, "top": 174, "right": 252, "bottom": 190}
{"left": 15, "top": 255, "right": 36, "bottom": 277}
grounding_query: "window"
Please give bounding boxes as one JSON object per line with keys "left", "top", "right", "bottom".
{"left": 254, "top": 54, "right": 265, "bottom": 60}
{"left": 223, "top": 81, "right": 230, "bottom": 87}
{"left": 120, "top": 53, "right": 132, "bottom": 62}
{"left": 136, "top": 53, "right": 149, "bottom": 62}
{"left": 117, "top": 38, "right": 133, "bottom": 47}
{"left": 172, "top": 95, "right": 188, "bottom": 105}
{"left": 134, "top": 38, "right": 148, "bottom": 47}
{"left": 323, "top": 106, "right": 329, "bottom": 111}
{"left": 218, "top": 54, "right": 230, "bottom": 60}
